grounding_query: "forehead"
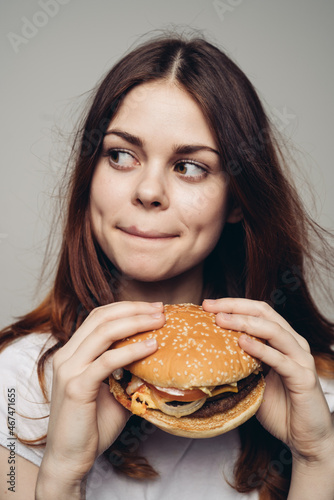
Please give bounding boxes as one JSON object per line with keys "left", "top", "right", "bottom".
{"left": 108, "top": 80, "right": 217, "bottom": 148}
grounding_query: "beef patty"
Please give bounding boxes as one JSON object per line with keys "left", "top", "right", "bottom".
{"left": 188, "top": 373, "right": 262, "bottom": 418}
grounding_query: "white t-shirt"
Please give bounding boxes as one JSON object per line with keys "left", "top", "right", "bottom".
{"left": 1, "top": 333, "right": 334, "bottom": 500}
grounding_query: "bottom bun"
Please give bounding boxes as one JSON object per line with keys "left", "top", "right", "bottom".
{"left": 110, "top": 375, "right": 265, "bottom": 439}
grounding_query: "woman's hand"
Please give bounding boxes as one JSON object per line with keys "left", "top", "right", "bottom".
{"left": 203, "top": 298, "right": 334, "bottom": 466}
{"left": 38, "top": 301, "right": 164, "bottom": 492}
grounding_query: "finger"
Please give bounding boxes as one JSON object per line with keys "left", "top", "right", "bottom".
{"left": 216, "top": 312, "right": 310, "bottom": 362}
{"left": 61, "top": 301, "right": 164, "bottom": 359}
{"left": 68, "top": 312, "right": 165, "bottom": 369}
{"left": 238, "top": 334, "right": 316, "bottom": 389}
{"left": 203, "top": 298, "right": 292, "bottom": 331}
{"left": 95, "top": 384, "right": 130, "bottom": 455}
{"left": 203, "top": 298, "right": 309, "bottom": 350}
{"left": 80, "top": 337, "right": 159, "bottom": 393}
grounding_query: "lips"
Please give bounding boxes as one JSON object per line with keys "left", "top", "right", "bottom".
{"left": 118, "top": 226, "right": 178, "bottom": 239}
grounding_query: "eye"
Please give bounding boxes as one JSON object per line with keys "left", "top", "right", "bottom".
{"left": 174, "top": 161, "right": 207, "bottom": 180}
{"left": 106, "top": 149, "right": 138, "bottom": 169}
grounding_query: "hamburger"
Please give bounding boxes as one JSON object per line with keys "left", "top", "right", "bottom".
{"left": 109, "top": 303, "right": 265, "bottom": 438}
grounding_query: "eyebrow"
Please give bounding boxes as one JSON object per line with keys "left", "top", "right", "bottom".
{"left": 104, "top": 129, "right": 221, "bottom": 157}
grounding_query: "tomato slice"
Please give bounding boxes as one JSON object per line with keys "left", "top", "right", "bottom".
{"left": 147, "top": 383, "right": 207, "bottom": 402}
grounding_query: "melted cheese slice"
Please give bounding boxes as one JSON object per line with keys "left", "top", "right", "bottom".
{"left": 203, "top": 383, "right": 238, "bottom": 398}
{"left": 130, "top": 385, "right": 158, "bottom": 416}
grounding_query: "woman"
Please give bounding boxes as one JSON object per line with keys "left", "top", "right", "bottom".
{"left": 0, "top": 33, "right": 333, "bottom": 500}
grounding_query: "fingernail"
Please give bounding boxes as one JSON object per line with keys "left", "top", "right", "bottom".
{"left": 203, "top": 299, "right": 215, "bottom": 305}
{"left": 144, "top": 338, "right": 158, "bottom": 348}
{"left": 151, "top": 302, "right": 163, "bottom": 308}
{"left": 151, "top": 312, "right": 163, "bottom": 318}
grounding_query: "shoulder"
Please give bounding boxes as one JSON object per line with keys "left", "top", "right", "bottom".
{"left": 0, "top": 334, "right": 58, "bottom": 467}
{"left": 0, "top": 332, "right": 57, "bottom": 374}
{"left": 0, "top": 333, "right": 57, "bottom": 460}
{"left": 0, "top": 332, "right": 57, "bottom": 360}
{"left": 0, "top": 332, "right": 57, "bottom": 422}
{"left": 0, "top": 331, "right": 57, "bottom": 390}
{"left": 0, "top": 332, "right": 57, "bottom": 399}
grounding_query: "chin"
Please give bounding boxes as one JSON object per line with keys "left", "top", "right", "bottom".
{"left": 114, "top": 261, "right": 194, "bottom": 284}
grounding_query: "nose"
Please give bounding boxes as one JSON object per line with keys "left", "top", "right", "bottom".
{"left": 132, "top": 165, "right": 169, "bottom": 210}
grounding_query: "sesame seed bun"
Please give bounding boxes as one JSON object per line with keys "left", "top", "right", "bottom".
{"left": 110, "top": 303, "right": 265, "bottom": 438}
{"left": 114, "top": 303, "right": 262, "bottom": 388}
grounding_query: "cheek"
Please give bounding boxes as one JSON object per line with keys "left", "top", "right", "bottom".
{"left": 90, "top": 179, "right": 105, "bottom": 229}
{"left": 90, "top": 168, "right": 124, "bottom": 217}
{"left": 89, "top": 170, "right": 118, "bottom": 237}
{"left": 178, "top": 181, "right": 228, "bottom": 233}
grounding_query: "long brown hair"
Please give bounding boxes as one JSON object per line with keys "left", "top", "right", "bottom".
{"left": 1, "top": 32, "right": 333, "bottom": 499}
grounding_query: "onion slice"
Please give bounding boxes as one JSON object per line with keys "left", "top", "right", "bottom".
{"left": 150, "top": 390, "right": 207, "bottom": 418}
{"left": 151, "top": 384, "right": 207, "bottom": 401}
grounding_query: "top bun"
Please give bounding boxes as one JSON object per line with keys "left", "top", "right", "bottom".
{"left": 114, "top": 304, "right": 261, "bottom": 389}
{"left": 113, "top": 304, "right": 262, "bottom": 389}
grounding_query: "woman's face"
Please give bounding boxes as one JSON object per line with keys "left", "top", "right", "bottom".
{"left": 90, "top": 80, "right": 233, "bottom": 286}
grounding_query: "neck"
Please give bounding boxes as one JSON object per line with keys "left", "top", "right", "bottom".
{"left": 116, "top": 265, "right": 204, "bottom": 305}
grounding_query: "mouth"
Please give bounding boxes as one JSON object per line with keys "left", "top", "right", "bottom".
{"left": 118, "top": 226, "right": 178, "bottom": 239}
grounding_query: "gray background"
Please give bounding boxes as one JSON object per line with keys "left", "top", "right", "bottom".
{"left": 1, "top": 0, "right": 333, "bottom": 329}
